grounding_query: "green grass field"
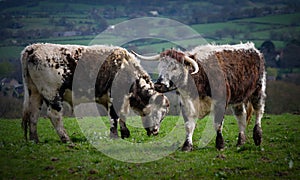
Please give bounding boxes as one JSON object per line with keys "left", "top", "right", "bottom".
{"left": 0, "top": 114, "right": 299, "bottom": 179}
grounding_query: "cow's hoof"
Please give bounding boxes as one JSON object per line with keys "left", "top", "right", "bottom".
{"left": 110, "top": 127, "right": 119, "bottom": 139}
{"left": 216, "top": 132, "right": 225, "bottom": 151}
{"left": 29, "top": 133, "right": 39, "bottom": 143}
{"left": 181, "top": 140, "right": 193, "bottom": 152}
{"left": 253, "top": 125, "right": 262, "bottom": 146}
{"left": 60, "top": 136, "right": 71, "bottom": 143}
{"left": 121, "top": 127, "right": 130, "bottom": 139}
{"left": 67, "top": 142, "right": 76, "bottom": 148}
{"left": 30, "top": 139, "right": 39, "bottom": 144}
{"left": 236, "top": 133, "right": 246, "bottom": 147}
{"left": 30, "top": 138, "right": 39, "bottom": 144}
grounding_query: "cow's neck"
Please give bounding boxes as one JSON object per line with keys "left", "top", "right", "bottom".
{"left": 128, "top": 75, "right": 155, "bottom": 115}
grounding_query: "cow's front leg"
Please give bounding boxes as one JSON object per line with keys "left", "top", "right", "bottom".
{"left": 119, "top": 94, "right": 131, "bottom": 139}
{"left": 109, "top": 119, "right": 119, "bottom": 139}
{"left": 252, "top": 99, "right": 264, "bottom": 146}
{"left": 182, "top": 119, "right": 196, "bottom": 151}
{"left": 108, "top": 105, "right": 119, "bottom": 139}
{"left": 251, "top": 82, "right": 266, "bottom": 146}
{"left": 119, "top": 119, "right": 130, "bottom": 139}
{"left": 180, "top": 99, "right": 196, "bottom": 152}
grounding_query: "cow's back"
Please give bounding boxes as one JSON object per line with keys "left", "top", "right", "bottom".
{"left": 21, "top": 43, "right": 121, "bottom": 104}
{"left": 192, "top": 43, "right": 265, "bottom": 105}
{"left": 216, "top": 49, "right": 264, "bottom": 104}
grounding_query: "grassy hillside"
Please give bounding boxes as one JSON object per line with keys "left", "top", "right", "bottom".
{"left": 0, "top": 114, "right": 299, "bottom": 179}
{"left": 1, "top": 12, "right": 299, "bottom": 59}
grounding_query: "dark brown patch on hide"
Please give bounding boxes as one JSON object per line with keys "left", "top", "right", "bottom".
{"left": 62, "top": 53, "right": 78, "bottom": 89}
{"left": 27, "top": 51, "right": 39, "bottom": 66}
{"left": 214, "top": 49, "right": 264, "bottom": 104}
{"left": 94, "top": 49, "right": 155, "bottom": 115}
{"left": 95, "top": 49, "right": 125, "bottom": 98}
{"left": 189, "top": 60, "right": 212, "bottom": 98}
{"left": 26, "top": 48, "right": 34, "bottom": 56}
{"left": 129, "top": 78, "right": 153, "bottom": 114}
{"left": 51, "top": 47, "right": 82, "bottom": 103}
{"left": 161, "top": 49, "right": 186, "bottom": 62}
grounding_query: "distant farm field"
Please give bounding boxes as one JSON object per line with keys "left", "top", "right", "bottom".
{"left": 1, "top": 12, "right": 299, "bottom": 60}
{"left": 0, "top": 114, "right": 299, "bottom": 179}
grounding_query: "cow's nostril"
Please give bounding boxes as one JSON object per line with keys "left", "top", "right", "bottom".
{"left": 169, "top": 81, "right": 174, "bottom": 87}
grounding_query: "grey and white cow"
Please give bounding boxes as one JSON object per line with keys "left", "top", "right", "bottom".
{"left": 21, "top": 43, "right": 169, "bottom": 143}
{"left": 133, "top": 42, "right": 266, "bottom": 151}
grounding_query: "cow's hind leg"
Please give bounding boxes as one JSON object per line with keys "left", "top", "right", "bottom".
{"left": 109, "top": 109, "right": 118, "bottom": 139}
{"left": 232, "top": 103, "right": 247, "bottom": 146}
{"left": 22, "top": 88, "right": 43, "bottom": 143}
{"left": 47, "top": 99, "right": 70, "bottom": 143}
{"left": 213, "top": 103, "right": 226, "bottom": 151}
{"left": 251, "top": 97, "right": 265, "bottom": 146}
{"left": 251, "top": 76, "right": 266, "bottom": 146}
{"left": 214, "top": 119, "right": 225, "bottom": 150}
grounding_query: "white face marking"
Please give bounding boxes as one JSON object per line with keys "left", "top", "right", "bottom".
{"left": 157, "top": 57, "right": 188, "bottom": 89}
{"left": 142, "top": 94, "right": 169, "bottom": 134}
{"left": 139, "top": 78, "right": 151, "bottom": 90}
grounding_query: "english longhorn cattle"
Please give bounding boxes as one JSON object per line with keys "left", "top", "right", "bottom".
{"left": 21, "top": 43, "right": 169, "bottom": 143}
{"left": 132, "top": 42, "right": 266, "bottom": 151}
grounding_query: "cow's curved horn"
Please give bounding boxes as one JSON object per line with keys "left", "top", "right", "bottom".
{"left": 184, "top": 56, "right": 199, "bottom": 74}
{"left": 131, "top": 50, "right": 160, "bottom": 61}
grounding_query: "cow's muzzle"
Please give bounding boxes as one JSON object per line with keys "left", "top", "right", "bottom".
{"left": 145, "top": 127, "right": 159, "bottom": 136}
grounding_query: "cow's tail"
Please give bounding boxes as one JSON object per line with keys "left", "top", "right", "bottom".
{"left": 246, "top": 101, "right": 254, "bottom": 126}
{"left": 20, "top": 45, "right": 32, "bottom": 141}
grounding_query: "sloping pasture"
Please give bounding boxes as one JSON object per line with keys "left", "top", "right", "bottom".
{"left": 0, "top": 114, "right": 299, "bottom": 179}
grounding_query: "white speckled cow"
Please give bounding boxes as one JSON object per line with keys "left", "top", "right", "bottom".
{"left": 21, "top": 43, "right": 169, "bottom": 143}
{"left": 133, "top": 42, "right": 266, "bottom": 151}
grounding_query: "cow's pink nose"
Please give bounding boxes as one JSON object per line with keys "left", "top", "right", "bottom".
{"left": 152, "top": 128, "right": 159, "bottom": 136}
